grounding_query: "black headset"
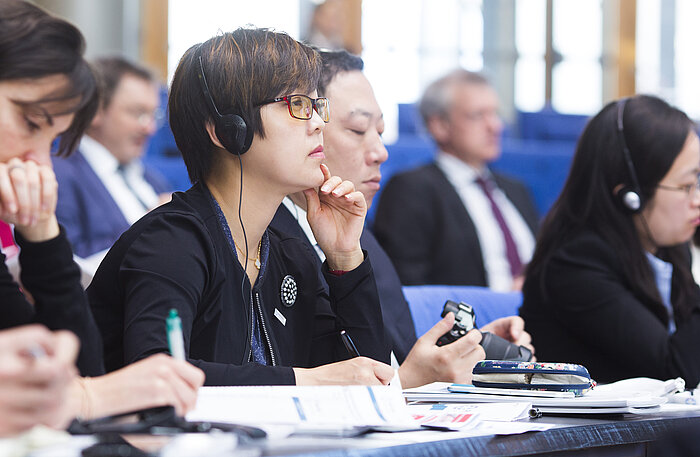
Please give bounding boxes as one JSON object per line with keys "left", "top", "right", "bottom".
{"left": 615, "top": 98, "right": 644, "bottom": 213}
{"left": 196, "top": 55, "right": 253, "bottom": 155}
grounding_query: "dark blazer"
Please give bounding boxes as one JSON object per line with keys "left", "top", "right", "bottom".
{"left": 373, "top": 162, "right": 539, "bottom": 286}
{"left": 88, "top": 183, "right": 389, "bottom": 386}
{"left": 53, "top": 149, "right": 170, "bottom": 258}
{"left": 271, "top": 204, "right": 417, "bottom": 363}
{"left": 520, "top": 229, "right": 700, "bottom": 386}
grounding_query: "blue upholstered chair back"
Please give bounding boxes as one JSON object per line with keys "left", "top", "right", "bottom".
{"left": 402, "top": 285, "right": 522, "bottom": 337}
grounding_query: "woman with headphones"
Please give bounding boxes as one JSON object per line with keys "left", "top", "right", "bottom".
{"left": 88, "top": 28, "right": 394, "bottom": 386}
{"left": 520, "top": 95, "right": 700, "bottom": 386}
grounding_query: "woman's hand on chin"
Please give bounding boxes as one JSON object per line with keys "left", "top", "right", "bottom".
{"left": 303, "top": 164, "right": 365, "bottom": 271}
{"left": 0, "top": 158, "right": 59, "bottom": 242}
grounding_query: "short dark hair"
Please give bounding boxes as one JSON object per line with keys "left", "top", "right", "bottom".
{"left": 528, "top": 94, "right": 697, "bottom": 322}
{"left": 0, "top": 0, "right": 98, "bottom": 156}
{"left": 91, "top": 57, "right": 155, "bottom": 109}
{"left": 169, "top": 27, "right": 321, "bottom": 184}
{"left": 315, "top": 48, "right": 363, "bottom": 97}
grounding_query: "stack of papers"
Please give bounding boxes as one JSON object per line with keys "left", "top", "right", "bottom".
{"left": 187, "top": 385, "right": 415, "bottom": 430}
{"left": 187, "top": 384, "right": 556, "bottom": 440}
{"left": 404, "top": 382, "right": 668, "bottom": 414}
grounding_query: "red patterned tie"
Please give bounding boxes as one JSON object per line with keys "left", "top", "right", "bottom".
{"left": 475, "top": 176, "right": 522, "bottom": 278}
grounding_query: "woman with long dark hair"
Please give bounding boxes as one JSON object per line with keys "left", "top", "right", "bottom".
{"left": 520, "top": 95, "right": 700, "bottom": 386}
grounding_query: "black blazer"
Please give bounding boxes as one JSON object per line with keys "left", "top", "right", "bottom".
{"left": 373, "top": 162, "right": 539, "bottom": 286}
{"left": 520, "top": 229, "right": 700, "bottom": 386}
{"left": 88, "top": 183, "right": 389, "bottom": 385}
{"left": 271, "top": 205, "right": 417, "bottom": 363}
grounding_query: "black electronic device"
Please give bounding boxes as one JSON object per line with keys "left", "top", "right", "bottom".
{"left": 196, "top": 55, "right": 253, "bottom": 155}
{"left": 437, "top": 300, "right": 533, "bottom": 362}
{"left": 69, "top": 405, "right": 266, "bottom": 441}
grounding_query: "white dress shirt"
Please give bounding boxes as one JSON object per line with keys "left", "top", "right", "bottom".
{"left": 80, "top": 136, "right": 160, "bottom": 225}
{"left": 281, "top": 197, "right": 326, "bottom": 261}
{"left": 436, "top": 152, "right": 535, "bottom": 292}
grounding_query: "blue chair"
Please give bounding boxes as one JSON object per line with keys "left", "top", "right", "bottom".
{"left": 402, "top": 285, "right": 522, "bottom": 337}
{"left": 143, "top": 86, "right": 191, "bottom": 192}
{"left": 517, "top": 109, "right": 589, "bottom": 142}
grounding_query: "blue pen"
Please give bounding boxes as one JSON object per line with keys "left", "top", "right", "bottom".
{"left": 166, "top": 308, "right": 186, "bottom": 360}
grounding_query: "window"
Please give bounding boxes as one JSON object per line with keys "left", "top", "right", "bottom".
{"left": 362, "top": 0, "right": 484, "bottom": 143}
{"left": 515, "top": 0, "right": 603, "bottom": 114}
{"left": 168, "top": 0, "right": 300, "bottom": 83}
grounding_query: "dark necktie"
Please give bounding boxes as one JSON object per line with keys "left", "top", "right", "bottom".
{"left": 475, "top": 176, "right": 522, "bottom": 278}
{"left": 117, "top": 165, "right": 149, "bottom": 212}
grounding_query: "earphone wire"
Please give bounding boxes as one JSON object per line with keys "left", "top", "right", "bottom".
{"left": 617, "top": 98, "right": 643, "bottom": 194}
{"left": 199, "top": 49, "right": 253, "bottom": 353}
{"left": 237, "top": 152, "right": 249, "bottom": 297}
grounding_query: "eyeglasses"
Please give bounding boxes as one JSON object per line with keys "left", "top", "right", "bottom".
{"left": 657, "top": 176, "right": 700, "bottom": 197}
{"left": 257, "top": 94, "right": 330, "bottom": 123}
{"left": 124, "top": 107, "right": 165, "bottom": 127}
{"left": 461, "top": 108, "right": 501, "bottom": 123}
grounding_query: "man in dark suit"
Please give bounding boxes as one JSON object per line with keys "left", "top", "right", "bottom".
{"left": 374, "top": 70, "right": 539, "bottom": 291}
{"left": 53, "top": 57, "right": 169, "bottom": 266}
{"left": 271, "top": 50, "right": 534, "bottom": 388}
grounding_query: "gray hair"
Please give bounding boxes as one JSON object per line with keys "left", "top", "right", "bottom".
{"left": 418, "top": 69, "right": 490, "bottom": 125}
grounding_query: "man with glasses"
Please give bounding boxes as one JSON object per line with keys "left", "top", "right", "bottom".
{"left": 53, "top": 57, "right": 170, "bottom": 270}
{"left": 272, "top": 50, "right": 534, "bottom": 388}
{"left": 374, "top": 69, "right": 539, "bottom": 291}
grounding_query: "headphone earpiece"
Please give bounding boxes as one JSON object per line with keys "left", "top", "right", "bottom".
{"left": 615, "top": 98, "right": 645, "bottom": 213}
{"left": 617, "top": 186, "right": 642, "bottom": 212}
{"left": 213, "top": 112, "right": 253, "bottom": 155}
{"left": 197, "top": 55, "right": 252, "bottom": 155}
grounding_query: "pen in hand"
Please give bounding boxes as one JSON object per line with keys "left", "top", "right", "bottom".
{"left": 166, "top": 308, "right": 186, "bottom": 361}
{"left": 340, "top": 330, "right": 360, "bottom": 358}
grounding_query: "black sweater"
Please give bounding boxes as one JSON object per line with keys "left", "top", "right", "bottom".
{"left": 271, "top": 204, "right": 417, "bottom": 364}
{"left": 520, "top": 229, "right": 700, "bottom": 386}
{"left": 0, "top": 227, "right": 104, "bottom": 376}
{"left": 88, "top": 183, "right": 389, "bottom": 385}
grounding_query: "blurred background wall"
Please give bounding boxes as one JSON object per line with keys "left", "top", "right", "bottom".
{"left": 29, "top": 0, "right": 700, "bottom": 220}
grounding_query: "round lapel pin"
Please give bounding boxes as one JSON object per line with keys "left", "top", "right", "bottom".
{"left": 280, "top": 275, "right": 297, "bottom": 307}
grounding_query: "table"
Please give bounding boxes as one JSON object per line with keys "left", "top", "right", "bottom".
{"left": 258, "top": 411, "right": 700, "bottom": 457}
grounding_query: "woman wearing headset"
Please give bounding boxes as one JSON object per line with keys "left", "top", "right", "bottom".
{"left": 88, "top": 28, "right": 393, "bottom": 386}
{"left": 520, "top": 95, "right": 700, "bottom": 386}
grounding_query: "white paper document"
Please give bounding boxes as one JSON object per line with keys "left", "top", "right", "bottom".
{"left": 408, "top": 401, "right": 534, "bottom": 430}
{"left": 187, "top": 385, "right": 414, "bottom": 428}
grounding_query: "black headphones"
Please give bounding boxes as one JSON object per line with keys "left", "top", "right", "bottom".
{"left": 615, "top": 98, "right": 644, "bottom": 213}
{"left": 196, "top": 55, "right": 253, "bottom": 155}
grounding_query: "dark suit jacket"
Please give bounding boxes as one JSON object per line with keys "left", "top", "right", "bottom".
{"left": 520, "top": 229, "right": 700, "bottom": 386}
{"left": 373, "top": 162, "right": 539, "bottom": 286}
{"left": 53, "top": 149, "right": 170, "bottom": 258}
{"left": 271, "top": 204, "right": 417, "bottom": 363}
